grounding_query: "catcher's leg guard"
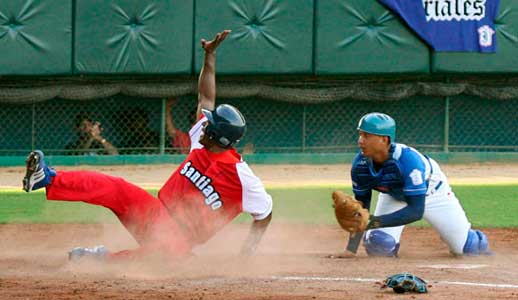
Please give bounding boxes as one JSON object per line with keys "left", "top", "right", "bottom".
{"left": 364, "top": 230, "right": 400, "bottom": 257}
{"left": 463, "top": 229, "right": 491, "bottom": 255}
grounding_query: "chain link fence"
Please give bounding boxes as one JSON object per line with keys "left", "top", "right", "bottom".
{"left": 1, "top": 94, "right": 518, "bottom": 156}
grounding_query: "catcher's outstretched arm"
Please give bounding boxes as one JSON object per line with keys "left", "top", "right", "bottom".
{"left": 346, "top": 231, "right": 364, "bottom": 254}
{"left": 372, "top": 194, "right": 425, "bottom": 228}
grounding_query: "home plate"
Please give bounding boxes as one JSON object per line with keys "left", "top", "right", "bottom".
{"left": 418, "top": 264, "right": 488, "bottom": 269}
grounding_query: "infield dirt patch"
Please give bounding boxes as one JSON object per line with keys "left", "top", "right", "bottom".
{"left": 1, "top": 163, "right": 518, "bottom": 299}
{"left": 0, "top": 224, "right": 517, "bottom": 300}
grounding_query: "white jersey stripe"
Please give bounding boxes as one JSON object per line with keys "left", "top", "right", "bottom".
{"left": 189, "top": 117, "right": 207, "bottom": 151}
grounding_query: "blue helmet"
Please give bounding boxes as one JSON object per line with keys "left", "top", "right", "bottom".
{"left": 202, "top": 104, "right": 246, "bottom": 149}
{"left": 357, "top": 112, "right": 396, "bottom": 142}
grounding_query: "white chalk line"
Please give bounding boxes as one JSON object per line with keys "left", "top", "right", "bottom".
{"left": 417, "top": 264, "right": 488, "bottom": 270}
{"left": 271, "top": 276, "right": 518, "bottom": 289}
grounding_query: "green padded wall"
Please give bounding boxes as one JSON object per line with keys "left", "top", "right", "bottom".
{"left": 194, "top": 0, "right": 314, "bottom": 74}
{"left": 75, "top": 0, "right": 193, "bottom": 74}
{"left": 0, "top": 0, "right": 71, "bottom": 75}
{"left": 432, "top": 0, "right": 518, "bottom": 73}
{"left": 315, "top": 0, "right": 429, "bottom": 75}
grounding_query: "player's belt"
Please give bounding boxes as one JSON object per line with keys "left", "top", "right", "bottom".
{"left": 434, "top": 181, "right": 443, "bottom": 191}
{"left": 425, "top": 155, "right": 443, "bottom": 196}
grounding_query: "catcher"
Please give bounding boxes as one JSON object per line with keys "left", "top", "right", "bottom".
{"left": 331, "top": 112, "right": 491, "bottom": 257}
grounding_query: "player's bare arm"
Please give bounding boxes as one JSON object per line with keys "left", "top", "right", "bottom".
{"left": 240, "top": 212, "right": 272, "bottom": 256}
{"left": 90, "top": 122, "right": 118, "bottom": 155}
{"left": 197, "top": 30, "right": 231, "bottom": 119}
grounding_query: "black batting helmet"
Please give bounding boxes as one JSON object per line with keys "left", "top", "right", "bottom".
{"left": 202, "top": 104, "right": 246, "bottom": 149}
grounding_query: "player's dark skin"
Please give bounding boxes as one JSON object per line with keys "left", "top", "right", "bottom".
{"left": 197, "top": 30, "right": 230, "bottom": 155}
{"left": 199, "top": 121, "right": 225, "bottom": 153}
{"left": 197, "top": 29, "right": 272, "bottom": 255}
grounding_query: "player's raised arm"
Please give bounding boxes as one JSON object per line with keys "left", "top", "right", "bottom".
{"left": 197, "top": 30, "right": 231, "bottom": 119}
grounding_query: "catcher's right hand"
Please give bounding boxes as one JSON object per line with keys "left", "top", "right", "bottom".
{"left": 332, "top": 191, "right": 370, "bottom": 233}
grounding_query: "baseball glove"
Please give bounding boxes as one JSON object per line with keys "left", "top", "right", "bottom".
{"left": 332, "top": 191, "right": 369, "bottom": 233}
{"left": 383, "top": 273, "right": 428, "bottom": 294}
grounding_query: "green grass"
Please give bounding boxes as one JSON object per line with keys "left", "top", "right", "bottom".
{"left": 1, "top": 184, "right": 517, "bottom": 227}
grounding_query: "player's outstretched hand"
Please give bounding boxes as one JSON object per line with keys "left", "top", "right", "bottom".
{"left": 201, "top": 30, "right": 231, "bottom": 53}
{"left": 326, "top": 251, "right": 357, "bottom": 259}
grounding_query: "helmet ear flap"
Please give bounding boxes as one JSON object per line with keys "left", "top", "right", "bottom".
{"left": 204, "top": 119, "right": 234, "bottom": 148}
{"left": 205, "top": 122, "right": 217, "bottom": 140}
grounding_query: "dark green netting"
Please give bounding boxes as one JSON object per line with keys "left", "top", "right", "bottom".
{"left": 1, "top": 90, "right": 517, "bottom": 156}
{"left": 2, "top": 77, "right": 518, "bottom": 104}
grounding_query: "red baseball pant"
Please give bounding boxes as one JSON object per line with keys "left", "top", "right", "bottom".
{"left": 46, "top": 171, "right": 192, "bottom": 261}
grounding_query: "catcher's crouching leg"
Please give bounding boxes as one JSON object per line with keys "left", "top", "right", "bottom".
{"left": 462, "top": 229, "right": 491, "bottom": 256}
{"left": 364, "top": 230, "right": 400, "bottom": 257}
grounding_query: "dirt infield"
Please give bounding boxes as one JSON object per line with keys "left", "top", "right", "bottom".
{"left": 1, "top": 163, "right": 518, "bottom": 299}
{"left": 1, "top": 224, "right": 518, "bottom": 300}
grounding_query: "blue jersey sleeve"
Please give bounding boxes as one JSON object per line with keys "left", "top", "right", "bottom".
{"left": 375, "top": 194, "right": 425, "bottom": 228}
{"left": 398, "top": 149, "right": 427, "bottom": 197}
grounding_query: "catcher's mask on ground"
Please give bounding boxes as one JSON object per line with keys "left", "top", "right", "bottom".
{"left": 201, "top": 104, "right": 246, "bottom": 149}
{"left": 357, "top": 112, "right": 396, "bottom": 142}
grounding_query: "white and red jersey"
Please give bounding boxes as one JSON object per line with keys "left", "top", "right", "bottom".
{"left": 158, "top": 117, "right": 273, "bottom": 246}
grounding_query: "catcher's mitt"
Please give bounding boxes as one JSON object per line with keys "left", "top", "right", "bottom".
{"left": 383, "top": 273, "right": 428, "bottom": 294}
{"left": 332, "top": 191, "right": 369, "bottom": 233}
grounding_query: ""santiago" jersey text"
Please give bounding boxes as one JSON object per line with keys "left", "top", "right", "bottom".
{"left": 180, "top": 161, "right": 223, "bottom": 210}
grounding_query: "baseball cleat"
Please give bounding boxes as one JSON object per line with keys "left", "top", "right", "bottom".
{"left": 68, "top": 245, "right": 108, "bottom": 262}
{"left": 22, "top": 150, "right": 56, "bottom": 192}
